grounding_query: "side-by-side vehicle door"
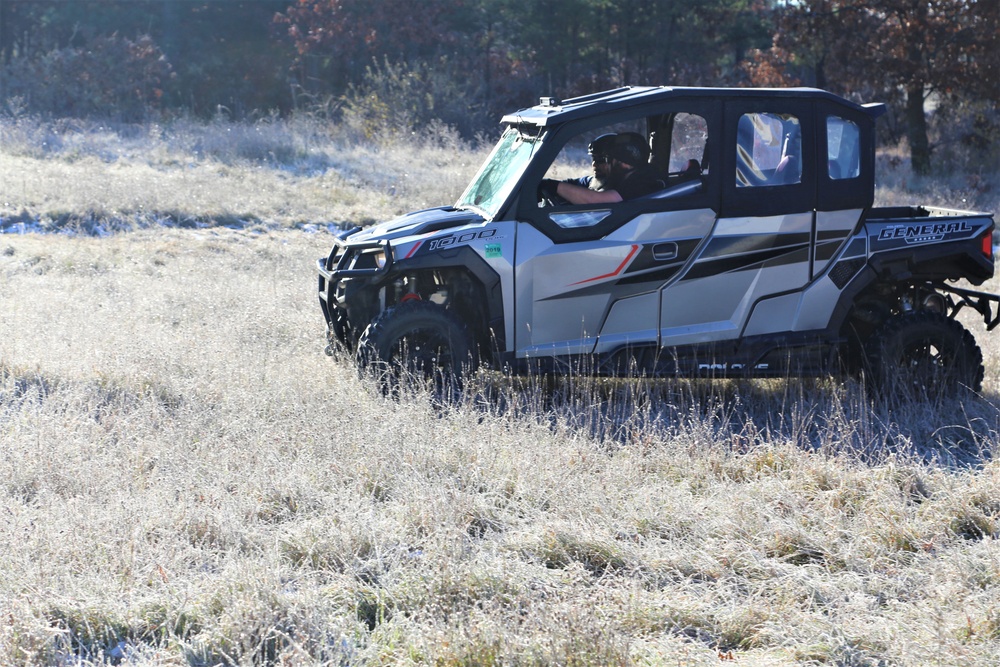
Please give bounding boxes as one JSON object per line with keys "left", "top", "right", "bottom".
{"left": 512, "top": 101, "right": 722, "bottom": 358}
{"left": 657, "top": 98, "right": 819, "bottom": 347}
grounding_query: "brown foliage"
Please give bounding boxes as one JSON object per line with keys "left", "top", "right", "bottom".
{"left": 752, "top": 0, "right": 1000, "bottom": 173}
{"left": 276, "top": 0, "right": 464, "bottom": 89}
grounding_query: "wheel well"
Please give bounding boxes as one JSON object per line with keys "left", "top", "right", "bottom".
{"left": 381, "top": 267, "right": 497, "bottom": 364}
{"left": 841, "top": 280, "right": 957, "bottom": 358}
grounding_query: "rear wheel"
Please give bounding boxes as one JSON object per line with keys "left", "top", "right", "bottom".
{"left": 865, "top": 312, "right": 984, "bottom": 395}
{"left": 356, "top": 301, "right": 477, "bottom": 396}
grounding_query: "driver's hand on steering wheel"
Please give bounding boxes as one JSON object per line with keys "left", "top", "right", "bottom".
{"left": 537, "top": 178, "right": 563, "bottom": 206}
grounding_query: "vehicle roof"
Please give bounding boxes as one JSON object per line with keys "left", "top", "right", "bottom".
{"left": 500, "top": 85, "right": 887, "bottom": 126}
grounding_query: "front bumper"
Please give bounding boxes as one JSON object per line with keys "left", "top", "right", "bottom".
{"left": 317, "top": 227, "right": 396, "bottom": 315}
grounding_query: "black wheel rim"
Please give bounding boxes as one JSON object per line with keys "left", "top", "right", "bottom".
{"left": 895, "top": 335, "right": 961, "bottom": 391}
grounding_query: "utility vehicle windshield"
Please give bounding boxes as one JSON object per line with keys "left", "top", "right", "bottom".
{"left": 456, "top": 126, "right": 540, "bottom": 219}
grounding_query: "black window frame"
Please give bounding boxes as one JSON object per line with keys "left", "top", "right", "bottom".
{"left": 516, "top": 99, "right": 722, "bottom": 244}
{"left": 720, "top": 99, "right": 816, "bottom": 219}
{"left": 816, "top": 102, "right": 877, "bottom": 213}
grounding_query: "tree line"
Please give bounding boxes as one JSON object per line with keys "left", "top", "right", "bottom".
{"left": 1, "top": 0, "right": 997, "bottom": 172}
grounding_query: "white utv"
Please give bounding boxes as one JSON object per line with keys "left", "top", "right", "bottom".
{"left": 318, "top": 86, "right": 999, "bottom": 393}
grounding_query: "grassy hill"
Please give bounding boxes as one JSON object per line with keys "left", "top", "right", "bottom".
{"left": 1, "top": 116, "right": 1000, "bottom": 665}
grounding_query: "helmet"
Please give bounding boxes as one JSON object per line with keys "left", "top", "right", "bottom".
{"left": 588, "top": 132, "right": 649, "bottom": 166}
{"left": 588, "top": 133, "right": 619, "bottom": 161}
{"left": 613, "top": 132, "right": 650, "bottom": 166}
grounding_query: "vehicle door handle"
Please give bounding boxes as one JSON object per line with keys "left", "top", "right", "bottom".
{"left": 652, "top": 242, "right": 678, "bottom": 261}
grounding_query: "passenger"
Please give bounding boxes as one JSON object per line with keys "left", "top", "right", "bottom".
{"left": 538, "top": 132, "right": 665, "bottom": 205}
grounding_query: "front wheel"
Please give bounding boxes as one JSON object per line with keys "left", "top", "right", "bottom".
{"left": 865, "top": 312, "right": 984, "bottom": 396}
{"left": 355, "top": 301, "right": 477, "bottom": 396}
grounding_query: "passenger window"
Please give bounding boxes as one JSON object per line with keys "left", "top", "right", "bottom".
{"left": 668, "top": 113, "right": 708, "bottom": 175}
{"left": 736, "top": 112, "right": 801, "bottom": 187}
{"left": 827, "top": 116, "right": 860, "bottom": 180}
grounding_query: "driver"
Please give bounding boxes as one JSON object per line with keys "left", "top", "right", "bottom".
{"left": 538, "top": 132, "right": 665, "bottom": 205}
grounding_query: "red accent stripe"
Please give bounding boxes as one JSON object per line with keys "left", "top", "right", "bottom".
{"left": 570, "top": 244, "right": 640, "bottom": 285}
{"left": 404, "top": 241, "right": 423, "bottom": 259}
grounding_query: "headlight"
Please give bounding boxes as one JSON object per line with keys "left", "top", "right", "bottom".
{"left": 374, "top": 251, "right": 387, "bottom": 269}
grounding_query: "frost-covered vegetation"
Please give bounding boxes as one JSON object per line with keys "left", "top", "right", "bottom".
{"left": 1, "top": 117, "right": 1000, "bottom": 665}
{"left": 2, "top": 114, "right": 997, "bottom": 238}
{"left": 0, "top": 115, "right": 485, "bottom": 235}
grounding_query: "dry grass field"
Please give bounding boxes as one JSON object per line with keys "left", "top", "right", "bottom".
{"left": 2, "top": 116, "right": 1000, "bottom": 665}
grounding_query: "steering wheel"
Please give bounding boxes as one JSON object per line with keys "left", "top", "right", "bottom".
{"left": 536, "top": 179, "right": 570, "bottom": 207}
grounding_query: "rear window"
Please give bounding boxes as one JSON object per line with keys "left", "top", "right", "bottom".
{"left": 827, "top": 116, "right": 861, "bottom": 180}
{"left": 736, "top": 112, "right": 801, "bottom": 187}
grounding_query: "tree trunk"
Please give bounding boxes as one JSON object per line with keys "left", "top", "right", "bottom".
{"left": 0, "top": 1, "right": 12, "bottom": 66}
{"left": 905, "top": 83, "right": 931, "bottom": 175}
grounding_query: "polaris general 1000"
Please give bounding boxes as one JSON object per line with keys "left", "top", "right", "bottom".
{"left": 318, "top": 86, "right": 999, "bottom": 393}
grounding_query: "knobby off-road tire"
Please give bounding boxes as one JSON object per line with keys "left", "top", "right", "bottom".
{"left": 865, "top": 311, "right": 984, "bottom": 396}
{"left": 355, "top": 301, "right": 478, "bottom": 397}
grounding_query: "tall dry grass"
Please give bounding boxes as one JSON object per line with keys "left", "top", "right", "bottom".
{"left": 1, "top": 115, "right": 1000, "bottom": 665}
{"left": 0, "top": 115, "right": 484, "bottom": 234}
{"left": 874, "top": 152, "right": 1000, "bottom": 215}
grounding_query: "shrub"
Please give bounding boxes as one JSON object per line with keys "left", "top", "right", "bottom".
{"left": 342, "top": 57, "right": 497, "bottom": 141}
{"left": 0, "top": 34, "right": 173, "bottom": 122}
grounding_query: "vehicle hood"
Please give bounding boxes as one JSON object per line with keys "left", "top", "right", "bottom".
{"left": 346, "top": 207, "right": 484, "bottom": 245}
